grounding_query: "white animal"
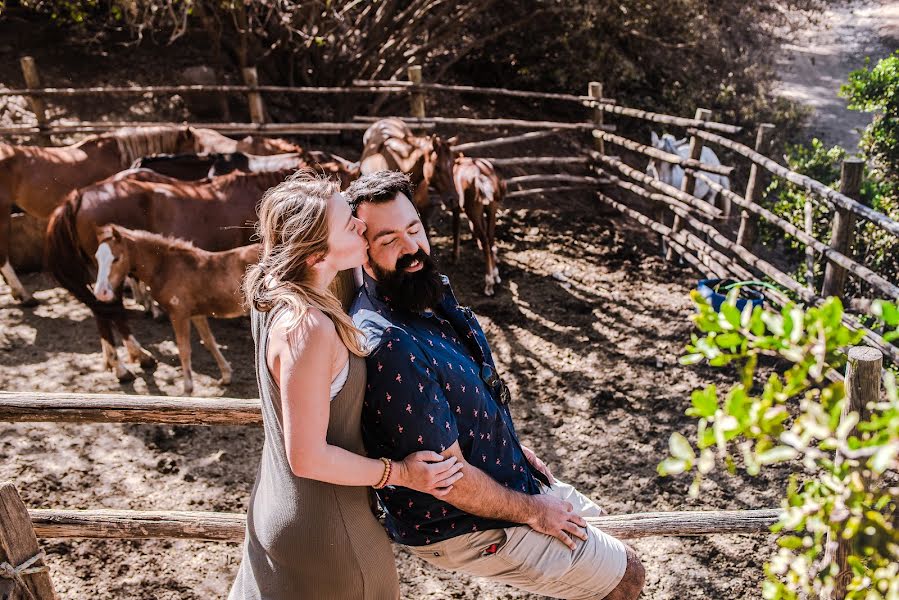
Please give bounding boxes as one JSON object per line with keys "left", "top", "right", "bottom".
{"left": 645, "top": 131, "right": 730, "bottom": 203}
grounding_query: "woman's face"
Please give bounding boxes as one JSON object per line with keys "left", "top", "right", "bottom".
{"left": 323, "top": 192, "right": 368, "bottom": 272}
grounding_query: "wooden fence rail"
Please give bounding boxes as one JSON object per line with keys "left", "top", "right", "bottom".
{"left": 592, "top": 103, "right": 742, "bottom": 134}
{"left": 0, "top": 392, "right": 261, "bottom": 425}
{"left": 27, "top": 507, "right": 781, "bottom": 542}
{"left": 594, "top": 130, "right": 734, "bottom": 176}
{"left": 687, "top": 128, "right": 899, "bottom": 237}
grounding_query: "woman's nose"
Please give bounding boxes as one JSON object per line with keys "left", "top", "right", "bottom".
{"left": 356, "top": 218, "right": 367, "bottom": 235}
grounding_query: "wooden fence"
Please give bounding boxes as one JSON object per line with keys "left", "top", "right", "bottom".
{"left": 1, "top": 61, "right": 897, "bottom": 598}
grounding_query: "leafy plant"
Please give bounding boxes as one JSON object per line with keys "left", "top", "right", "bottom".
{"left": 661, "top": 290, "right": 899, "bottom": 599}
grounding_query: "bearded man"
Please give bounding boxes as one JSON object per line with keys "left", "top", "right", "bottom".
{"left": 346, "top": 171, "right": 644, "bottom": 600}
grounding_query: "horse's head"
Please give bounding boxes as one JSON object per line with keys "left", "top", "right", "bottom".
{"left": 424, "top": 134, "right": 459, "bottom": 199}
{"left": 93, "top": 225, "right": 130, "bottom": 303}
{"left": 647, "top": 131, "right": 687, "bottom": 186}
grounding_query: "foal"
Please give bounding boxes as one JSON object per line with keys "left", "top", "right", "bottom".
{"left": 452, "top": 157, "right": 504, "bottom": 296}
{"left": 93, "top": 225, "right": 259, "bottom": 395}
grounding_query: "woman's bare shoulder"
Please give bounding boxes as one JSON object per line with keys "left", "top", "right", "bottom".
{"left": 268, "top": 306, "right": 338, "bottom": 361}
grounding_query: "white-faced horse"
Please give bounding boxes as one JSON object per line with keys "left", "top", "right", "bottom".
{"left": 645, "top": 132, "right": 730, "bottom": 204}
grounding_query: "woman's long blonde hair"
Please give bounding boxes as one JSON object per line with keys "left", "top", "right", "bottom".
{"left": 244, "top": 170, "right": 366, "bottom": 356}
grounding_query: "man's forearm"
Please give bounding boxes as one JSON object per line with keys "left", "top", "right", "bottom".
{"left": 440, "top": 445, "right": 537, "bottom": 525}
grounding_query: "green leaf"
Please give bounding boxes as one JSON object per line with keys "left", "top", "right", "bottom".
{"left": 657, "top": 457, "right": 687, "bottom": 476}
{"left": 870, "top": 442, "right": 898, "bottom": 475}
{"left": 715, "top": 332, "right": 743, "bottom": 348}
{"left": 776, "top": 535, "right": 804, "bottom": 550}
{"left": 757, "top": 446, "right": 799, "bottom": 465}
{"left": 689, "top": 386, "right": 718, "bottom": 418}
{"left": 669, "top": 432, "right": 696, "bottom": 462}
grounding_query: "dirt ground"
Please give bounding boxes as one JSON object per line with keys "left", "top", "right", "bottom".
{"left": 0, "top": 185, "right": 791, "bottom": 599}
{"left": 774, "top": 0, "right": 899, "bottom": 150}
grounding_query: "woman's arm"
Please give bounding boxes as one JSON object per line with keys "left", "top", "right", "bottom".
{"left": 267, "top": 309, "right": 462, "bottom": 491}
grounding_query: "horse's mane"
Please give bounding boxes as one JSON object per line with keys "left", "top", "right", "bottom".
{"left": 114, "top": 227, "right": 200, "bottom": 254}
{"left": 73, "top": 126, "right": 191, "bottom": 168}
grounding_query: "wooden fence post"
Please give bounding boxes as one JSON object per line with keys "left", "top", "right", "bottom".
{"left": 19, "top": 57, "right": 50, "bottom": 146}
{"left": 588, "top": 82, "right": 604, "bottom": 155}
{"left": 665, "top": 107, "right": 711, "bottom": 262}
{"left": 821, "top": 158, "right": 865, "bottom": 299}
{"left": 0, "top": 482, "right": 57, "bottom": 600}
{"left": 736, "top": 123, "right": 776, "bottom": 249}
{"left": 820, "top": 346, "right": 882, "bottom": 600}
{"left": 407, "top": 65, "right": 425, "bottom": 119}
{"left": 241, "top": 66, "right": 266, "bottom": 124}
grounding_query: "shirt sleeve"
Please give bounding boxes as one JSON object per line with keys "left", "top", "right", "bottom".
{"left": 364, "top": 328, "right": 459, "bottom": 456}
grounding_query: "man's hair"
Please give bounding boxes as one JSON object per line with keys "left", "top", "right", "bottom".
{"left": 345, "top": 170, "right": 415, "bottom": 214}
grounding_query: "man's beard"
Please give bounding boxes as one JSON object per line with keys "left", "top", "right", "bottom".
{"left": 370, "top": 248, "right": 443, "bottom": 313}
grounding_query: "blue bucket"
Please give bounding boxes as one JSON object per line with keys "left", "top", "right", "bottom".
{"left": 696, "top": 279, "right": 766, "bottom": 313}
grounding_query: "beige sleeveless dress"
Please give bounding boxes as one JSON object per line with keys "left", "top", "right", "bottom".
{"left": 228, "top": 307, "right": 400, "bottom": 599}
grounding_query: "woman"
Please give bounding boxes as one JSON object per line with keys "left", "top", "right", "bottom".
{"left": 230, "top": 171, "right": 464, "bottom": 599}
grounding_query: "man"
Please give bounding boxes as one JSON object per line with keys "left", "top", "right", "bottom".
{"left": 347, "top": 171, "right": 644, "bottom": 600}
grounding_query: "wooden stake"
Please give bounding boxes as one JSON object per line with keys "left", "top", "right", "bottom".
{"left": 821, "top": 159, "right": 865, "bottom": 299}
{"left": 736, "top": 123, "right": 776, "bottom": 249}
{"left": 407, "top": 65, "right": 425, "bottom": 119}
{"left": 18, "top": 57, "right": 49, "bottom": 145}
{"left": 820, "top": 346, "right": 882, "bottom": 600}
{"left": 589, "top": 82, "right": 605, "bottom": 155}
{"left": 0, "top": 482, "right": 57, "bottom": 600}
{"left": 666, "top": 108, "right": 711, "bottom": 261}
{"left": 241, "top": 66, "right": 266, "bottom": 124}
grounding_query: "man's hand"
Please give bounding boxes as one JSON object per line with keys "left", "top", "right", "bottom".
{"left": 521, "top": 445, "right": 555, "bottom": 485}
{"left": 527, "top": 494, "right": 587, "bottom": 550}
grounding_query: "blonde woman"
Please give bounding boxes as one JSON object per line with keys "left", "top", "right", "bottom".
{"left": 230, "top": 171, "right": 464, "bottom": 599}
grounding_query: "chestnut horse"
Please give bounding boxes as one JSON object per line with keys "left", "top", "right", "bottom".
{"left": 46, "top": 167, "right": 294, "bottom": 382}
{"left": 93, "top": 225, "right": 259, "bottom": 395}
{"left": 133, "top": 150, "right": 358, "bottom": 188}
{"left": 360, "top": 118, "right": 457, "bottom": 229}
{"left": 0, "top": 125, "right": 298, "bottom": 304}
{"left": 452, "top": 157, "right": 505, "bottom": 296}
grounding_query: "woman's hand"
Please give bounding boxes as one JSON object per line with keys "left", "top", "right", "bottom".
{"left": 392, "top": 451, "right": 464, "bottom": 497}
{"left": 521, "top": 445, "right": 555, "bottom": 485}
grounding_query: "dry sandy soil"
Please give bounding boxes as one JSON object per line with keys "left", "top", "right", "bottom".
{"left": 775, "top": 0, "right": 899, "bottom": 150}
{"left": 1, "top": 186, "right": 790, "bottom": 599}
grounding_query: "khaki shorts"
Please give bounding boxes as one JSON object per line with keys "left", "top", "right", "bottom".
{"left": 405, "top": 480, "right": 627, "bottom": 600}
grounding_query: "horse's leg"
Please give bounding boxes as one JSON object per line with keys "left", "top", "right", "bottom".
{"left": 192, "top": 316, "right": 232, "bottom": 385}
{"left": 170, "top": 314, "right": 194, "bottom": 395}
{"left": 487, "top": 202, "right": 500, "bottom": 285}
{"left": 114, "top": 314, "right": 156, "bottom": 368}
{"left": 453, "top": 184, "right": 465, "bottom": 262}
{"left": 467, "top": 202, "right": 494, "bottom": 296}
{"left": 413, "top": 184, "right": 432, "bottom": 232}
{"left": 0, "top": 208, "right": 36, "bottom": 306}
{"left": 97, "top": 317, "right": 134, "bottom": 381}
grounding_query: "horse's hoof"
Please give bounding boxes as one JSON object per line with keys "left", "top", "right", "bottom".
{"left": 117, "top": 369, "right": 136, "bottom": 383}
{"left": 18, "top": 297, "right": 39, "bottom": 308}
{"left": 139, "top": 355, "right": 157, "bottom": 369}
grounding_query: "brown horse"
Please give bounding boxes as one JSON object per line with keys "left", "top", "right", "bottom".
{"left": 0, "top": 125, "right": 297, "bottom": 304}
{"left": 360, "top": 118, "right": 457, "bottom": 228}
{"left": 45, "top": 167, "right": 293, "bottom": 382}
{"left": 452, "top": 157, "right": 504, "bottom": 296}
{"left": 133, "top": 150, "right": 358, "bottom": 188}
{"left": 93, "top": 225, "right": 259, "bottom": 395}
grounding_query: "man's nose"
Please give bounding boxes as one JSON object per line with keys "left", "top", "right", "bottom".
{"left": 398, "top": 234, "right": 418, "bottom": 255}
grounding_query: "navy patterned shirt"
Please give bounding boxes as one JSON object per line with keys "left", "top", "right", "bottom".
{"left": 350, "top": 271, "right": 542, "bottom": 546}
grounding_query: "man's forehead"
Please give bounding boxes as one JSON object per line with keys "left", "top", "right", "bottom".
{"left": 357, "top": 193, "right": 419, "bottom": 224}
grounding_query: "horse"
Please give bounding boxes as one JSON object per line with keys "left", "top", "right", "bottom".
{"left": 360, "top": 118, "right": 457, "bottom": 229}
{"left": 645, "top": 132, "right": 730, "bottom": 203}
{"left": 45, "top": 167, "right": 293, "bottom": 382}
{"left": 133, "top": 150, "right": 358, "bottom": 187}
{"left": 92, "top": 225, "right": 259, "bottom": 395}
{"left": 452, "top": 157, "right": 504, "bottom": 296}
{"left": 0, "top": 125, "right": 297, "bottom": 304}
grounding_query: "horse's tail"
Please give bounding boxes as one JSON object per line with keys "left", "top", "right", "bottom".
{"left": 45, "top": 191, "right": 128, "bottom": 320}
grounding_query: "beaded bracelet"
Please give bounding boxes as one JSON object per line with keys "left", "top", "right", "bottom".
{"left": 373, "top": 457, "right": 392, "bottom": 489}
